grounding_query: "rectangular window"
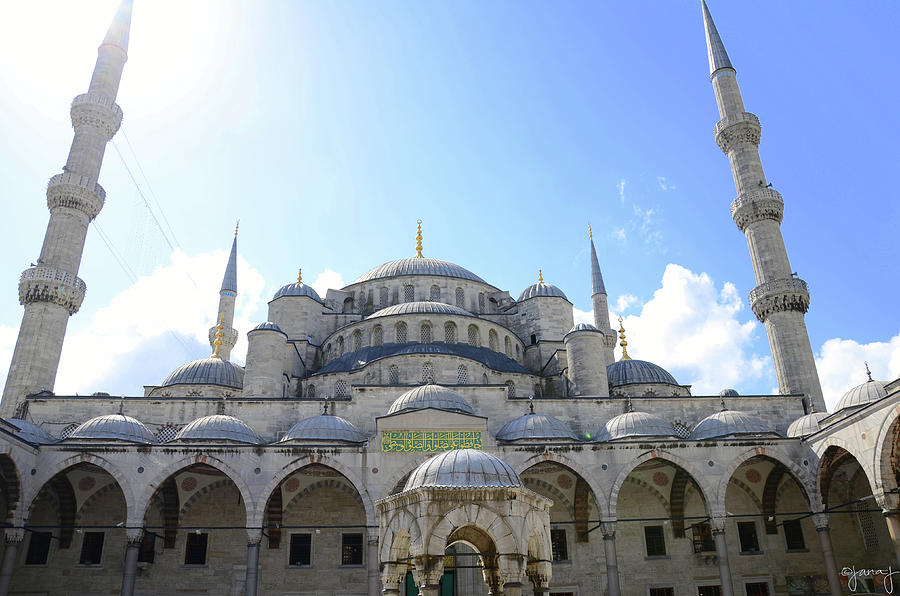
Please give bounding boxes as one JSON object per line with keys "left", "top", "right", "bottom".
{"left": 692, "top": 522, "right": 715, "bottom": 553}
{"left": 137, "top": 532, "right": 155, "bottom": 564}
{"left": 782, "top": 519, "right": 806, "bottom": 551}
{"left": 184, "top": 533, "right": 208, "bottom": 565}
{"left": 550, "top": 528, "right": 568, "bottom": 561}
{"left": 650, "top": 589, "right": 675, "bottom": 596}
{"left": 644, "top": 525, "right": 666, "bottom": 557}
{"left": 25, "top": 532, "right": 52, "bottom": 565}
{"left": 698, "top": 587, "right": 721, "bottom": 596}
{"left": 78, "top": 532, "right": 104, "bottom": 565}
{"left": 289, "top": 533, "right": 312, "bottom": 567}
{"left": 745, "top": 583, "right": 770, "bottom": 596}
{"left": 341, "top": 533, "right": 363, "bottom": 565}
{"left": 737, "top": 521, "right": 760, "bottom": 553}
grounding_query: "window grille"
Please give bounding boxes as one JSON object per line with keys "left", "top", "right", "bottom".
{"left": 403, "top": 285, "right": 415, "bottom": 303}
{"left": 156, "top": 426, "right": 179, "bottom": 443}
{"left": 533, "top": 384, "right": 542, "bottom": 398}
{"left": 395, "top": 322, "right": 407, "bottom": 343}
{"left": 351, "top": 330, "right": 362, "bottom": 351}
{"left": 672, "top": 422, "right": 691, "bottom": 439}
{"left": 372, "top": 325, "right": 383, "bottom": 346}
{"left": 504, "top": 336, "right": 512, "bottom": 356}
{"left": 457, "top": 365, "right": 468, "bottom": 384}
{"left": 478, "top": 293, "right": 485, "bottom": 313}
{"left": 389, "top": 365, "right": 400, "bottom": 385}
{"left": 455, "top": 288, "right": 465, "bottom": 308}
{"left": 550, "top": 529, "right": 568, "bottom": 561}
{"left": 341, "top": 533, "right": 363, "bottom": 566}
{"left": 422, "top": 362, "right": 435, "bottom": 384}
{"left": 857, "top": 502, "right": 879, "bottom": 550}
{"left": 420, "top": 323, "right": 432, "bottom": 343}
{"left": 367, "top": 289, "right": 374, "bottom": 308}
{"left": 60, "top": 423, "right": 78, "bottom": 439}
{"left": 335, "top": 380, "right": 349, "bottom": 398}
{"left": 430, "top": 285, "right": 441, "bottom": 301}
{"left": 505, "top": 381, "right": 516, "bottom": 398}
{"left": 489, "top": 329, "right": 498, "bottom": 351}
{"left": 467, "top": 325, "right": 480, "bottom": 347}
{"left": 444, "top": 322, "right": 456, "bottom": 343}
{"left": 380, "top": 287, "right": 389, "bottom": 306}
{"left": 307, "top": 384, "right": 316, "bottom": 398}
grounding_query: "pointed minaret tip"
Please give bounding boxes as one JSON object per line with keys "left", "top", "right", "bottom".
{"left": 102, "top": 0, "right": 134, "bottom": 54}
{"left": 701, "top": 0, "right": 733, "bottom": 78}
{"left": 589, "top": 229, "right": 607, "bottom": 296}
{"left": 221, "top": 232, "right": 238, "bottom": 294}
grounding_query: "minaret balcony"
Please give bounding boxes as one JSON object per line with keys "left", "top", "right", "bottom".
{"left": 70, "top": 92, "right": 123, "bottom": 139}
{"left": 714, "top": 111, "right": 760, "bottom": 153}
{"left": 730, "top": 188, "right": 784, "bottom": 231}
{"left": 749, "top": 278, "right": 810, "bottom": 323}
{"left": 47, "top": 173, "right": 106, "bottom": 220}
{"left": 19, "top": 266, "right": 86, "bottom": 314}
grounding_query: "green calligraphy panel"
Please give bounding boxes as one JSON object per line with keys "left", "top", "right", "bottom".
{"left": 381, "top": 430, "right": 483, "bottom": 453}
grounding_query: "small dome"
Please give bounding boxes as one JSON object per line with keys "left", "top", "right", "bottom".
{"left": 834, "top": 379, "right": 888, "bottom": 412}
{"left": 250, "top": 321, "right": 285, "bottom": 334}
{"left": 387, "top": 384, "right": 475, "bottom": 416}
{"left": 607, "top": 359, "right": 679, "bottom": 387}
{"left": 161, "top": 357, "right": 244, "bottom": 389}
{"left": 518, "top": 282, "right": 567, "bottom": 302}
{"left": 352, "top": 258, "right": 486, "bottom": 284}
{"left": 6, "top": 418, "right": 56, "bottom": 444}
{"left": 404, "top": 449, "right": 521, "bottom": 490}
{"left": 567, "top": 323, "right": 599, "bottom": 334}
{"left": 280, "top": 415, "right": 367, "bottom": 443}
{"left": 67, "top": 414, "right": 155, "bottom": 443}
{"left": 597, "top": 411, "right": 676, "bottom": 441}
{"left": 273, "top": 281, "right": 322, "bottom": 303}
{"left": 786, "top": 412, "right": 829, "bottom": 438}
{"left": 174, "top": 415, "right": 260, "bottom": 444}
{"left": 691, "top": 410, "right": 776, "bottom": 440}
{"left": 367, "top": 301, "right": 472, "bottom": 319}
{"left": 496, "top": 413, "right": 578, "bottom": 442}
{"left": 719, "top": 389, "right": 739, "bottom": 397}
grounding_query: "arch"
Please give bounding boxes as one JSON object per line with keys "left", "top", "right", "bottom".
{"left": 386, "top": 457, "right": 431, "bottom": 498}
{"left": 283, "top": 478, "right": 365, "bottom": 516}
{"left": 403, "top": 284, "right": 415, "bottom": 303}
{"left": 307, "top": 383, "right": 316, "bottom": 398}
{"left": 467, "top": 324, "right": 480, "bottom": 347}
{"left": 817, "top": 444, "right": 875, "bottom": 509}
{"left": 422, "top": 361, "right": 435, "bottom": 384}
{"left": 504, "top": 336, "right": 512, "bottom": 357}
{"left": 427, "top": 504, "right": 520, "bottom": 557}
{"left": 371, "top": 324, "right": 384, "bottom": 347}
{"left": 337, "top": 335, "right": 345, "bottom": 356}
{"left": 388, "top": 364, "right": 400, "bottom": 385}
{"left": 0, "top": 452, "right": 22, "bottom": 524}
{"left": 343, "top": 296, "right": 354, "bottom": 313}
{"left": 505, "top": 380, "right": 516, "bottom": 398}
{"left": 420, "top": 322, "right": 433, "bottom": 344}
{"left": 509, "top": 451, "right": 608, "bottom": 519}
{"left": 178, "top": 477, "right": 233, "bottom": 523}
{"left": 609, "top": 450, "right": 715, "bottom": 518}
{"left": 522, "top": 477, "right": 575, "bottom": 520}
{"left": 455, "top": 287, "right": 465, "bottom": 308}
{"left": 488, "top": 329, "right": 498, "bottom": 352}
{"left": 351, "top": 329, "right": 363, "bottom": 351}
{"left": 74, "top": 481, "right": 120, "bottom": 523}
{"left": 395, "top": 321, "right": 408, "bottom": 343}
{"left": 430, "top": 285, "right": 441, "bottom": 302}
{"left": 715, "top": 446, "right": 815, "bottom": 515}
{"left": 381, "top": 508, "right": 424, "bottom": 562}
{"left": 335, "top": 379, "right": 349, "bottom": 398}
{"left": 380, "top": 286, "right": 389, "bottom": 307}
{"left": 444, "top": 322, "right": 457, "bottom": 344}
{"left": 874, "top": 404, "right": 900, "bottom": 495}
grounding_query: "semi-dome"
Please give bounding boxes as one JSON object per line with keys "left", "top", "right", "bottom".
{"left": 280, "top": 415, "right": 367, "bottom": 443}
{"left": 174, "top": 415, "right": 260, "bottom": 443}
{"left": 161, "top": 357, "right": 244, "bottom": 389}
{"left": 6, "top": 418, "right": 56, "bottom": 444}
{"left": 607, "top": 359, "right": 678, "bottom": 387}
{"left": 404, "top": 449, "right": 521, "bottom": 490}
{"left": 834, "top": 378, "right": 888, "bottom": 412}
{"left": 496, "top": 413, "right": 579, "bottom": 442}
{"left": 597, "top": 411, "right": 676, "bottom": 441}
{"left": 367, "top": 302, "right": 472, "bottom": 319}
{"left": 786, "top": 412, "right": 829, "bottom": 438}
{"left": 272, "top": 281, "right": 322, "bottom": 303}
{"left": 250, "top": 321, "right": 285, "bottom": 334}
{"left": 67, "top": 414, "right": 155, "bottom": 443}
{"left": 352, "top": 258, "right": 486, "bottom": 284}
{"left": 691, "top": 410, "right": 776, "bottom": 440}
{"left": 518, "top": 282, "right": 567, "bottom": 302}
{"left": 387, "top": 384, "right": 475, "bottom": 416}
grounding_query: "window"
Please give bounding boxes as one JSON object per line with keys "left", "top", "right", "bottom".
{"left": 430, "top": 285, "right": 441, "bottom": 301}
{"left": 403, "top": 284, "right": 415, "bottom": 303}
{"left": 341, "top": 533, "right": 363, "bottom": 565}
{"left": 488, "top": 329, "right": 498, "bottom": 351}
{"left": 184, "top": 532, "right": 208, "bottom": 565}
{"left": 289, "top": 534, "right": 312, "bottom": 567}
{"left": 783, "top": 519, "right": 805, "bottom": 551}
{"left": 444, "top": 322, "right": 456, "bottom": 343}
{"left": 156, "top": 425, "right": 179, "bottom": 443}
{"left": 396, "top": 322, "right": 408, "bottom": 343}
{"left": 530, "top": 334, "right": 537, "bottom": 345}
{"left": 672, "top": 422, "right": 691, "bottom": 439}
{"left": 650, "top": 589, "right": 675, "bottom": 596}
{"left": 550, "top": 529, "right": 568, "bottom": 561}
{"left": 504, "top": 336, "right": 512, "bottom": 357}
{"left": 335, "top": 380, "right": 349, "bottom": 398}
{"left": 367, "top": 288, "right": 374, "bottom": 308}
{"left": 79, "top": 532, "right": 104, "bottom": 565}
{"left": 25, "top": 532, "right": 52, "bottom": 565}
{"left": 422, "top": 362, "right": 435, "bottom": 384}
{"left": 60, "top": 423, "right": 78, "bottom": 439}
{"left": 138, "top": 533, "right": 155, "bottom": 564}
{"left": 420, "top": 323, "right": 432, "bottom": 343}
{"left": 478, "top": 293, "right": 485, "bottom": 313}
{"left": 644, "top": 525, "right": 666, "bottom": 557}
{"left": 698, "top": 587, "right": 721, "bottom": 596}
{"left": 336, "top": 336, "right": 344, "bottom": 356}
{"left": 455, "top": 288, "right": 465, "bottom": 308}
{"left": 457, "top": 365, "right": 468, "bottom": 385}
{"left": 380, "top": 287, "right": 389, "bottom": 307}
{"left": 372, "top": 325, "right": 383, "bottom": 346}
{"left": 692, "top": 522, "right": 715, "bottom": 553}
{"left": 388, "top": 365, "right": 400, "bottom": 385}
{"left": 307, "top": 384, "right": 316, "bottom": 398}
{"left": 467, "top": 325, "right": 480, "bottom": 347}
{"left": 737, "top": 521, "right": 760, "bottom": 553}
{"left": 505, "top": 381, "right": 516, "bottom": 398}
{"left": 351, "top": 330, "right": 362, "bottom": 351}
{"left": 744, "top": 583, "right": 769, "bottom": 596}
{"left": 515, "top": 345, "right": 520, "bottom": 359}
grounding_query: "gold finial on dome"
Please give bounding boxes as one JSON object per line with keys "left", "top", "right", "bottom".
{"left": 297, "top": 268, "right": 302, "bottom": 283}
{"left": 415, "top": 220, "right": 423, "bottom": 258}
{"left": 234, "top": 219, "right": 240, "bottom": 237}
{"left": 211, "top": 312, "right": 225, "bottom": 358}
{"left": 588, "top": 224, "right": 593, "bottom": 240}
{"left": 538, "top": 269, "right": 544, "bottom": 284}
{"left": 618, "top": 316, "right": 631, "bottom": 361}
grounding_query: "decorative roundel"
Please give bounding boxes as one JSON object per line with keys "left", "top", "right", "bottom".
{"left": 557, "top": 474, "right": 573, "bottom": 489}
{"left": 181, "top": 477, "right": 198, "bottom": 492}
{"left": 78, "top": 476, "right": 96, "bottom": 492}
{"left": 745, "top": 469, "right": 762, "bottom": 483}
{"left": 652, "top": 472, "right": 669, "bottom": 487}
{"left": 285, "top": 477, "right": 300, "bottom": 492}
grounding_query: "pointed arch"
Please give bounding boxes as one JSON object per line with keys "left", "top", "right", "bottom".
{"left": 874, "top": 404, "right": 900, "bottom": 496}
{"left": 381, "top": 508, "right": 424, "bottom": 562}
{"left": 715, "top": 446, "right": 815, "bottom": 515}
{"left": 609, "top": 450, "right": 714, "bottom": 518}
{"left": 508, "top": 451, "right": 608, "bottom": 519}
{"left": 427, "top": 503, "right": 520, "bottom": 556}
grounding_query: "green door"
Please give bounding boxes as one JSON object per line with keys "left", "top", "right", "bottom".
{"left": 404, "top": 570, "right": 455, "bottom": 596}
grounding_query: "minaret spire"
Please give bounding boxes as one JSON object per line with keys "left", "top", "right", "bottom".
{"left": 589, "top": 226, "right": 617, "bottom": 367}
{"left": 1, "top": 1, "right": 134, "bottom": 414}
{"left": 702, "top": 1, "right": 825, "bottom": 411}
{"left": 209, "top": 226, "right": 240, "bottom": 361}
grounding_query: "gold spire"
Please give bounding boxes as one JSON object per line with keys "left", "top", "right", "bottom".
{"left": 588, "top": 224, "right": 593, "bottom": 240}
{"left": 211, "top": 312, "right": 225, "bottom": 359}
{"left": 297, "top": 268, "right": 302, "bottom": 283}
{"left": 538, "top": 269, "right": 544, "bottom": 284}
{"left": 234, "top": 219, "right": 240, "bottom": 237}
{"left": 618, "top": 316, "right": 631, "bottom": 361}
{"left": 415, "top": 220, "right": 423, "bottom": 258}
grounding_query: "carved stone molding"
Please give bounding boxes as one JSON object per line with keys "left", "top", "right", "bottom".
{"left": 19, "top": 265, "right": 86, "bottom": 314}
{"left": 714, "top": 111, "right": 760, "bottom": 153}
{"left": 731, "top": 188, "right": 784, "bottom": 231}
{"left": 749, "top": 278, "right": 810, "bottom": 322}
{"left": 70, "top": 93, "right": 123, "bottom": 139}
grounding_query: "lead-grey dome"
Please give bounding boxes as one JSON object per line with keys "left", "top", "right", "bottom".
{"left": 691, "top": 410, "right": 776, "bottom": 440}
{"left": 834, "top": 379, "right": 888, "bottom": 412}
{"left": 404, "top": 449, "right": 521, "bottom": 490}
{"left": 518, "top": 282, "right": 567, "bottom": 302}
{"left": 250, "top": 321, "right": 285, "bottom": 334}
{"left": 174, "top": 415, "right": 260, "bottom": 444}
{"left": 597, "top": 411, "right": 676, "bottom": 441}
{"left": 568, "top": 323, "right": 599, "bottom": 333}
{"left": 496, "top": 413, "right": 579, "bottom": 442}
{"left": 67, "top": 414, "right": 155, "bottom": 443}
{"left": 367, "top": 302, "right": 472, "bottom": 319}
{"left": 352, "top": 258, "right": 485, "bottom": 284}
{"left": 272, "top": 281, "right": 322, "bottom": 303}
{"left": 6, "top": 418, "right": 56, "bottom": 444}
{"left": 387, "top": 384, "right": 475, "bottom": 416}
{"left": 719, "top": 388, "right": 739, "bottom": 397}
{"left": 786, "top": 412, "right": 829, "bottom": 438}
{"left": 161, "top": 357, "right": 244, "bottom": 390}
{"left": 280, "top": 415, "right": 367, "bottom": 443}
{"left": 607, "top": 359, "right": 678, "bottom": 387}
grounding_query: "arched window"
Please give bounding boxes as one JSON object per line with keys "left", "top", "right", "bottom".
{"left": 444, "top": 322, "right": 457, "bottom": 344}
{"left": 672, "top": 421, "right": 690, "bottom": 439}
{"left": 367, "top": 289, "right": 374, "bottom": 308}
{"left": 420, "top": 323, "right": 432, "bottom": 343}
{"left": 430, "top": 285, "right": 441, "bottom": 301}
{"left": 343, "top": 297, "right": 354, "bottom": 313}
{"left": 505, "top": 381, "right": 516, "bottom": 398}
{"left": 467, "top": 324, "right": 480, "bottom": 347}
{"left": 515, "top": 344, "right": 520, "bottom": 359}
{"left": 488, "top": 329, "right": 498, "bottom": 351}
{"left": 457, "top": 365, "right": 468, "bottom": 385}
{"left": 455, "top": 287, "right": 465, "bottom": 308}
{"left": 533, "top": 383, "right": 542, "bottom": 398}
{"left": 371, "top": 325, "right": 383, "bottom": 347}
{"left": 351, "top": 329, "right": 362, "bottom": 351}
{"left": 403, "top": 284, "right": 415, "bottom": 303}
{"left": 395, "top": 322, "right": 408, "bottom": 343}
{"left": 380, "top": 287, "right": 389, "bottom": 307}
{"left": 307, "top": 384, "right": 316, "bottom": 398}
{"left": 478, "top": 293, "right": 486, "bottom": 313}
{"left": 504, "top": 336, "right": 512, "bottom": 357}
{"left": 325, "top": 343, "right": 333, "bottom": 361}
{"left": 422, "top": 362, "right": 435, "bottom": 384}
{"left": 482, "top": 373, "right": 489, "bottom": 385}
{"left": 335, "top": 380, "right": 349, "bottom": 398}
{"left": 337, "top": 336, "right": 344, "bottom": 356}
{"left": 388, "top": 365, "right": 400, "bottom": 385}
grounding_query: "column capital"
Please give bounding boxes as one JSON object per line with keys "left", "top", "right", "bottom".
{"left": 3, "top": 528, "right": 24, "bottom": 545}
{"left": 600, "top": 518, "right": 617, "bottom": 538}
{"left": 246, "top": 529, "right": 262, "bottom": 545}
{"left": 380, "top": 562, "right": 406, "bottom": 588}
{"left": 709, "top": 513, "right": 729, "bottom": 533}
{"left": 811, "top": 513, "right": 830, "bottom": 530}
{"left": 125, "top": 527, "right": 144, "bottom": 544}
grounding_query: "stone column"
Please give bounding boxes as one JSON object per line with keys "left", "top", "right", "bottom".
{"left": 601, "top": 520, "right": 621, "bottom": 596}
{"left": 812, "top": 514, "right": 842, "bottom": 596}
{"left": 381, "top": 563, "right": 405, "bottom": 596}
{"left": 120, "top": 529, "right": 142, "bottom": 596}
{"left": 0, "top": 529, "right": 24, "bottom": 596}
{"left": 483, "top": 567, "right": 504, "bottom": 595}
{"left": 883, "top": 509, "right": 900, "bottom": 566}
{"left": 412, "top": 554, "right": 443, "bottom": 596}
{"left": 499, "top": 553, "right": 526, "bottom": 596}
{"left": 526, "top": 560, "right": 552, "bottom": 595}
{"left": 244, "top": 534, "right": 261, "bottom": 596}
{"left": 367, "top": 529, "right": 381, "bottom": 596}
{"left": 711, "top": 516, "right": 734, "bottom": 596}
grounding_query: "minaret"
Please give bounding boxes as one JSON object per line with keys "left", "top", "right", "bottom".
{"left": 208, "top": 223, "right": 240, "bottom": 360}
{"left": 1, "top": 0, "right": 133, "bottom": 415}
{"left": 589, "top": 226, "right": 617, "bottom": 367}
{"left": 702, "top": 1, "right": 825, "bottom": 410}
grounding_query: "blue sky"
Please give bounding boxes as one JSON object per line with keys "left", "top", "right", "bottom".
{"left": 0, "top": 1, "right": 897, "bottom": 407}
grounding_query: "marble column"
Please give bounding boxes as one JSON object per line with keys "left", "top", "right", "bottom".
{"left": 883, "top": 510, "right": 900, "bottom": 566}
{"left": 244, "top": 535, "right": 261, "bottom": 596}
{"left": 601, "top": 520, "right": 621, "bottom": 596}
{"left": 483, "top": 567, "right": 504, "bottom": 595}
{"left": 812, "top": 514, "right": 842, "bottom": 596}
{"left": 413, "top": 554, "right": 443, "bottom": 596}
{"left": 526, "top": 560, "right": 552, "bottom": 595}
{"left": 120, "top": 530, "right": 142, "bottom": 596}
{"left": 368, "top": 530, "right": 381, "bottom": 596}
{"left": 711, "top": 516, "right": 734, "bottom": 596}
{"left": 380, "top": 563, "right": 405, "bottom": 596}
{"left": 0, "top": 529, "right": 23, "bottom": 596}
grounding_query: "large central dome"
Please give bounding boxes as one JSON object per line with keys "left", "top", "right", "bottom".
{"left": 351, "top": 257, "right": 485, "bottom": 284}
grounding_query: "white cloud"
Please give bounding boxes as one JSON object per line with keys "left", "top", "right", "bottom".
{"left": 310, "top": 269, "right": 345, "bottom": 298}
{"left": 657, "top": 176, "right": 676, "bottom": 191}
{"left": 617, "top": 179, "right": 627, "bottom": 205}
{"left": 632, "top": 204, "right": 663, "bottom": 252}
{"left": 816, "top": 334, "right": 900, "bottom": 411}
{"left": 615, "top": 294, "right": 639, "bottom": 313}
{"left": 572, "top": 307, "right": 593, "bottom": 327}
{"left": 610, "top": 227, "right": 627, "bottom": 242}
